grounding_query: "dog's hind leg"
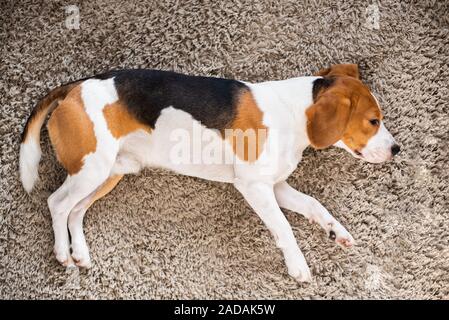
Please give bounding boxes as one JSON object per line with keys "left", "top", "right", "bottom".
{"left": 45, "top": 78, "right": 127, "bottom": 267}
{"left": 67, "top": 150, "right": 147, "bottom": 267}
{"left": 68, "top": 174, "right": 123, "bottom": 268}
{"left": 48, "top": 167, "right": 114, "bottom": 267}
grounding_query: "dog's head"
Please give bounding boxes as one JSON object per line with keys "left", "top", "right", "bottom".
{"left": 306, "top": 63, "right": 400, "bottom": 163}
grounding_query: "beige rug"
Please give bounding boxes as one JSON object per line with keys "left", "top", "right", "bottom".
{"left": 1, "top": 0, "right": 448, "bottom": 299}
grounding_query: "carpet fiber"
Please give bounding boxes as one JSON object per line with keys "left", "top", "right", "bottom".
{"left": 1, "top": 0, "right": 448, "bottom": 299}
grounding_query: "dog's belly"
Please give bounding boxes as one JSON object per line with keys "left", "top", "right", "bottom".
{"left": 114, "top": 107, "right": 236, "bottom": 183}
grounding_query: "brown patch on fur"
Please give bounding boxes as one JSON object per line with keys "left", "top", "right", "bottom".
{"left": 103, "top": 102, "right": 151, "bottom": 138}
{"left": 47, "top": 85, "right": 97, "bottom": 175}
{"left": 306, "top": 76, "right": 381, "bottom": 150}
{"left": 85, "top": 175, "right": 123, "bottom": 210}
{"left": 341, "top": 94, "right": 382, "bottom": 151}
{"left": 226, "top": 91, "right": 267, "bottom": 162}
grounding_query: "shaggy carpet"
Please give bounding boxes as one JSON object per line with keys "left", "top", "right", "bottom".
{"left": 1, "top": 0, "right": 448, "bottom": 299}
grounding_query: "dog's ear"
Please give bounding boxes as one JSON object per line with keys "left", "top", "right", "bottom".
{"left": 306, "top": 92, "right": 353, "bottom": 149}
{"left": 314, "top": 64, "right": 360, "bottom": 79}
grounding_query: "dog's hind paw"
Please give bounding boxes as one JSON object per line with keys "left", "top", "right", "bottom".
{"left": 71, "top": 243, "right": 92, "bottom": 269}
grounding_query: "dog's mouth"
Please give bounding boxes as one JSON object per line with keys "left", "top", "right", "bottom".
{"left": 358, "top": 148, "right": 395, "bottom": 164}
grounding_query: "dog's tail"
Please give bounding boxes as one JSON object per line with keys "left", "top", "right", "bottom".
{"left": 19, "top": 81, "right": 81, "bottom": 193}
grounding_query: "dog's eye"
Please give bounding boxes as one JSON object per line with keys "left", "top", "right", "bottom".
{"left": 369, "top": 119, "right": 380, "bottom": 126}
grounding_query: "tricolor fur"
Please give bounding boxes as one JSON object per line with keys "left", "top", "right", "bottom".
{"left": 20, "top": 64, "right": 399, "bottom": 282}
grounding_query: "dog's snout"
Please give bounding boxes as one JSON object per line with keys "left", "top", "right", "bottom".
{"left": 391, "top": 144, "right": 400, "bottom": 156}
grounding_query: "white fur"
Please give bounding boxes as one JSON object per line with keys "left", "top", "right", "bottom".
{"left": 147, "top": 107, "right": 236, "bottom": 182}
{"left": 81, "top": 78, "right": 120, "bottom": 179}
{"left": 19, "top": 139, "right": 42, "bottom": 193}
{"left": 241, "top": 77, "right": 319, "bottom": 181}
{"left": 361, "top": 121, "right": 396, "bottom": 163}
{"left": 274, "top": 181, "right": 355, "bottom": 248}
{"left": 334, "top": 121, "right": 396, "bottom": 163}
{"left": 234, "top": 179, "right": 312, "bottom": 282}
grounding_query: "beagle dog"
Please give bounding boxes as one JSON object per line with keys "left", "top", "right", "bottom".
{"left": 20, "top": 64, "right": 399, "bottom": 282}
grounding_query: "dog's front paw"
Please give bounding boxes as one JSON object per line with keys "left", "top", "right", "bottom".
{"left": 328, "top": 222, "right": 355, "bottom": 248}
{"left": 286, "top": 257, "right": 312, "bottom": 283}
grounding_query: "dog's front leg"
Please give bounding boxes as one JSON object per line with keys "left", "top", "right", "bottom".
{"left": 274, "top": 181, "right": 355, "bottom": 248}
{"left": 234, "top": 179, "right": 312, "bottom": 282}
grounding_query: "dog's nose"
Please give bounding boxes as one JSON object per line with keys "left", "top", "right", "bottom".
{"left": 391, "top": 144, "right": 401, "bottom": 156}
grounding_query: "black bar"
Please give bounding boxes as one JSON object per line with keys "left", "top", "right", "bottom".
{"left": 0, "top": 300, "right": 446, "bottom": 318}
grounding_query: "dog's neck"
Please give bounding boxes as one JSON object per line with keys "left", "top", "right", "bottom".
{"left": 249, "top": 76, "right": 321, "bottom": 152}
